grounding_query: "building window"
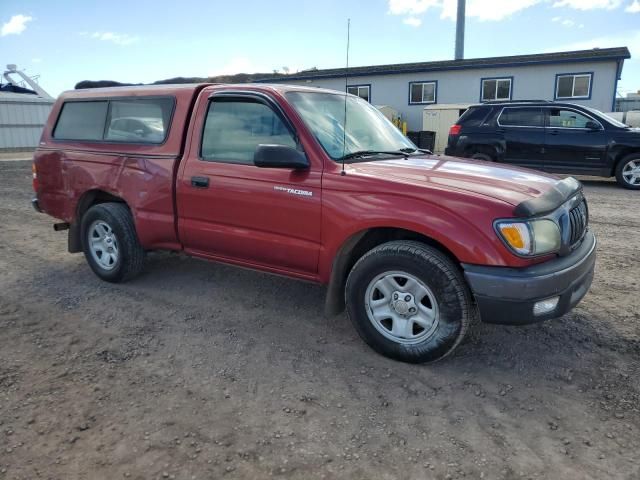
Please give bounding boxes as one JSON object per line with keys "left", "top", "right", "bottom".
{"left": 347, "top": 85, "right": 370, "bottom": 103}
{"left": 555, "top": 73, "right": 592, "bottom": 99}
{"left": 409, "top": 81, "right": 437, "bottom": 105}
{"left": 481, "top": 77, "right": 512, "bottom": 102}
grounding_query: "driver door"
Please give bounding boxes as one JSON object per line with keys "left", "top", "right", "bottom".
{"left": 177, "top": 94, "right": 322, "bottom": 277}
{"left": 543, "top": 107, "right": 607, "bottom": 174}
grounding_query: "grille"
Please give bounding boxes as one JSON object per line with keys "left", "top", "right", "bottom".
{"left": 568, "top": 200, "right": 588, "bottom": 246}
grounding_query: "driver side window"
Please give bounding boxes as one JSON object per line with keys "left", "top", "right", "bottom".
{"left": 200, "top": 98, "right": 296, "bottom": 164}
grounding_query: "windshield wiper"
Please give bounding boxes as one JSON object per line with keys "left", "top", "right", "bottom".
{"left": 399, "top": 147, "right": 433, "bottom": 155}
{"left": 338, "top": 150, "right": 410, "bottom": 161}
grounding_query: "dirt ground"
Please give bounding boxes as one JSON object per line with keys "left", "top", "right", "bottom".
{"left": 0, "top": 159, "right": 638, "bottom": 480}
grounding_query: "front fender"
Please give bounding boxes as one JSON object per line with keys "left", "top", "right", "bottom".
{"left": 318, "top": 189, "right": 522, "bottom": 284}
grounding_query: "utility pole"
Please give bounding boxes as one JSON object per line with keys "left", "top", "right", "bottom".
{"left": 455, "top": 0, "right": 465, "bottom": 60}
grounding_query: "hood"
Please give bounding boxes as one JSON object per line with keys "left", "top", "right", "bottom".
{"left": 347, "top": 155, "right": 564, "bottom": 208}
{"left": 614, "top": 127, "right": 640, "bottom": 139}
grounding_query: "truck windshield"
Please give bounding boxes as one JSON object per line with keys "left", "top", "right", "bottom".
{"left": 286, "top": 91, "right": 416, "bottom": 161}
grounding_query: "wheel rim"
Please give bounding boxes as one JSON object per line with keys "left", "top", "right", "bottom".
{"left": 88, "top": 220, "right": 119, "bottom": 271}
{"left": 364, "top": 271, "right": 440, "bottom": 345}
{"left": 622, "top": 160, "right": 640, "bottom": 186}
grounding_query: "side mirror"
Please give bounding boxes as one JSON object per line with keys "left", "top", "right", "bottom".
{"left": 254, "top": 144, "right": 309, "bottom": 170}
{"left": 585, "top": 120, "right": 601, "bottom": 130}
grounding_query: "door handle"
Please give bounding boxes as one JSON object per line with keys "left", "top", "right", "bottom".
{"left": 191, "top": 176, "right": 210, "bottom": 188}
{"left": 548, "top": 130, "right": 559, "bottom": 136}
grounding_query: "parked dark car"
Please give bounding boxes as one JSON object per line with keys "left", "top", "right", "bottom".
{"left": 445, "top": 101, "right": 640, "bottom": 189}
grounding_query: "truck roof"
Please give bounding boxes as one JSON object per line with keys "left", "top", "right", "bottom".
{"left": 60, "top": 83, "right": 214, "bottom": 99}
{"left": 60, "top": 83, "right": 347, "bottom": 100}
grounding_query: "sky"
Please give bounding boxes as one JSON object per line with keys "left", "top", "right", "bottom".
{"left": 0, "top": 0, "right": 639, "bottom": 98}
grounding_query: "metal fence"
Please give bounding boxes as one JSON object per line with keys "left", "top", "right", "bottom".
{"left": 0, "top": 96, "right": 54, "bottom": 152}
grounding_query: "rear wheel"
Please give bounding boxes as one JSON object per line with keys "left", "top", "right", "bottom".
{"left": 470, "top": 151, "right": 494, "bottom": 162}
{"left": 345, "top": 241, "right": 473, "bottom": 363}
{"left": 81, "top": 203, "right": 145, "bottom": 282}
{"left": 615, "top": 154, "right": 640, "bottom": 189}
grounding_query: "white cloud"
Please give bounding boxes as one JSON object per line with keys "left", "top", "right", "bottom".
{"left": 31, "top": 57, "right": 42, "bottom": 63}
{"left": 89, "top": 31, "right": 139, "bottom": 46}
{"left": 208, "top": 58, "right": 307, "bottom": 77}
{"left": 388, "top": 0, "right": 438, "bottom": 25}
{"left": 553, "top": 0, "right": 622, "bottom": 10}
{"left": 441, "top": 0, "right": 541, "bottom": 21}
{"left": 389, "top": 0, "right": 632, "bottom": 24}
{"left": 210, "top": 57, "right": 254, "bottom": 76}
{"left": 1, "top": 14, "right": 33, "bottom": 36}
{"left": 547, "top": 30, "right": 640, "bottom": 60}
{"left": 388, "top": 0, "right": 541, "bottom": 23}
{"left": 627, "top": 0, "right": 640, "bottom": 12}
{"left": 403, "top": 16, "right": 423, "bottom": 26}
{"left": 208, "top": 57, "right": 276, "bottom": 76}
{"left": 388, "top": 0, "right": 440, "bottom": 15}
{"left": 552, "top": 16, "right": 578, "bottom": 26}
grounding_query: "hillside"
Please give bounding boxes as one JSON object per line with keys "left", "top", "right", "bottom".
{"left": 74, "top": 72, "right": 291, "bottom": 89}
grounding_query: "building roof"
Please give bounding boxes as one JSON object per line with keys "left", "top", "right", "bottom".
{"left": 0, "top": 91, "right": 55, "bottom": 103}
{"left": 256, "top": 47, "right": 631, "bottom": 82}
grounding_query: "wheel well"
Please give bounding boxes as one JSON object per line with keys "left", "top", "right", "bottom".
{"left": 324, "top": 227, "right": 460, "bottom": 317}
{"left": 68, "top": 190, "right": 127, "bottom": 253}
{"left": 612, "top": 149, "right": 640, "bottom": 176}
{"left": 464, "top": 144, "right": 497, "bottom": 160}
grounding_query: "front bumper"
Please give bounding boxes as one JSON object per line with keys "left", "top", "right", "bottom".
{"left": 462, "top": 231, "right": 596, "bottom": 325}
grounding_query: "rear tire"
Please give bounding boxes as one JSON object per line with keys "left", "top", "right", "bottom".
{"left": 470, "top": 151, "right": 494, "bottom": 162}
{"left": 81, "top": 203, "right": 145, "bottom": 282}
{"left": 345, "top": 241, "right": 473, "bottom": 363}
{"left": 615, "top": 154, "right": 640, "bottom": 190}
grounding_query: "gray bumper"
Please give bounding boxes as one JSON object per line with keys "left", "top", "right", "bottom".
{"left": 462, "top": 231, "right": 596, "bottom": 325}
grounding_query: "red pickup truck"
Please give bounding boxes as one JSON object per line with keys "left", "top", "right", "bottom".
{"left": 32, "top": 83, "right": 596, "bottom": 363}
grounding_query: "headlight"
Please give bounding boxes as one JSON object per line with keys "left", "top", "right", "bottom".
{"left": 496, "top": 219, "right": 560, "bottom": 256}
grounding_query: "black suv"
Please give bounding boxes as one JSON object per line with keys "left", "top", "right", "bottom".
{"left": 445, "top": 101, "right": 640, "bottom": 189}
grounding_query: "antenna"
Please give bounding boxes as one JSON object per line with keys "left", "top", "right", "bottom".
{"left": 341, "top": 18, "right": 351, "bottom": 176}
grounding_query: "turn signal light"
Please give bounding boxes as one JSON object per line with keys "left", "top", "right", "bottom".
{"left": 449, "top": 124, "right": 462, "bottom": 136}
{"left": 497, "top": 222, "right": 531, "bottom": 254}
{"left": 32, "top": 163, "right": 38, "bottom": 192}
{"left": 496, "top": 219, "right": 561, "bottom": 257}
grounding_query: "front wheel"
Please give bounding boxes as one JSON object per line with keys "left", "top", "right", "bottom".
{"left": 81, "top": 203, "right": 145, "bottom": 282}
{"left": 615, "top": 155, "right": 640, "bottom": 189}
{"left": 345, "top": 241, "right": 474, "bottom": 363}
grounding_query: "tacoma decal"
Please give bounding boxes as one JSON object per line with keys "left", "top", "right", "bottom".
{"left": 273, "top": 186, "right": 313, "bottom": 197}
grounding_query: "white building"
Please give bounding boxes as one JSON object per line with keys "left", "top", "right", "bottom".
{"left": 0, "top": 65, "right": 54, "bottom": 152}
{"left": 258, "top": 47, "right": 630, "bottom": 131}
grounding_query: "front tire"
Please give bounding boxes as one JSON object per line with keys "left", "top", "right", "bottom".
{"left": 345, "top": 241, "right": 473, "bottom": 363}
{"left": 81, "top": 203, "right": 145, "bottom": 282}
{"left": 615, "top": 154, "right": 640, "bottom": 189}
